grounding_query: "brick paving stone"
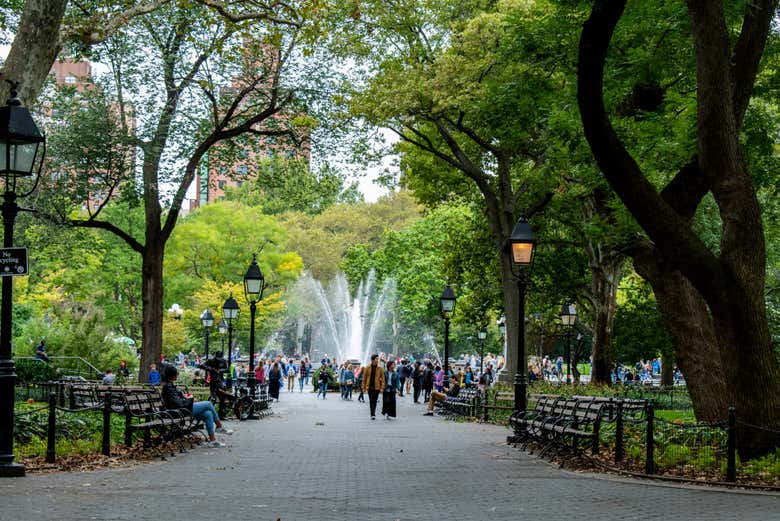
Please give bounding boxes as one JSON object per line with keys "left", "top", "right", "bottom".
{"left": 2, "top": 388, "right": 778, "bottom": 521}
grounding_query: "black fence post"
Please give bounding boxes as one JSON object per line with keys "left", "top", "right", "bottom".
{"left": 645, "top": 402, "right": 655, "bottom": 475}
{"left": 57, "top": 382, "right": 65, "bottom": 407}
{"left": 615, "top": 400, "right": 624, "bottom": 464}
{"left": 727, "top": 406, "right": 736, "bottom": 482}
{"left": 46, "top": 392, "right": 56, "bottom": 464}
{"left": 102, "top": 391, "right": 111, "bottom": 457}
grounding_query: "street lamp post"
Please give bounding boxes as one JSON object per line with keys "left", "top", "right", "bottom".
{"left": 200, "top": 309, "right": 214, "bottom": 359}
{"left": 439, "top": 285, "right": 456, "bottom": 389}
{"left": 559, "top": 303, "right": 577, "bottom": 385}
{"left": 222, "top": 295, "right": 239, "bottom": 388}
{"left": 478, "top": 328, "right": 487, "bottom": 376}
{"left": 243, "top": 254, "right": 265, "bottom": 405}
{"left": 0, "top": 84, "right": 46, "bottom": 477}
{"left": 217, "top": 318, "right": 227, "bottom": 356}
{"left": 507, "top": 217, "right": 536, "bottom": 441}
{"left": 496, "top": 314, "right": 507, "bottom": 368}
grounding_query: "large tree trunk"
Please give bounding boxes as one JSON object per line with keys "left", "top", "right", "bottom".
{"left": 578, "top": 0, "right": 780, "bottom": 458}
{"left": 498, "top": 252, "right": 520, "bottom": 383}
{"left": 634, "top": 247, "right": 728, "bottom": 422}
{"left": 140, "top": 238, "right": 164, "bottom": 383}
{"left": 585, "top": 241, "right": 622, "bottom": 384}
{"left": 2, "top": 0, "right": 68, "bottom": 105}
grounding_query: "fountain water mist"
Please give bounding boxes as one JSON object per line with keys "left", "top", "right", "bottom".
{"left": 295, "top": 270, "right": 396, "bottom": 365}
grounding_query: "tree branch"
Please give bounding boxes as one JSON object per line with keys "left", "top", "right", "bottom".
{"left": 577, "top": 0, "right": 724, "bottom": 298}
{"left": 69, "top": 218, "right": 144, "bottom": 254}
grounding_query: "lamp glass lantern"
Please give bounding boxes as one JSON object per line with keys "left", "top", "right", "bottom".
{"left": 222, "top": 294, "right": 239, "bottom": 322}
{"left": 200, "top": 308, "right": 214, "bottom": 328}
{"left": 243, "top": 254, "right": 265, "bottom": 301}
{"left": 440, "top": 285, "right": 456, "bottom": 314}
{"left": 217, "top": 318, "right": 227, "bottom": 335}
{"left": 497, "top": 315, "right": 506, "bottom": 336}
{"left": 0, "top": 88, "right": 45, "bottom": 192}
{"left": 559, "top": 303, "right": 577, "bottom": 326}
{"left": 508, "top": 217, "right": 536, "bottom": 267}
{"left": 478, "top": 329, "right": 487, "bottom": 340}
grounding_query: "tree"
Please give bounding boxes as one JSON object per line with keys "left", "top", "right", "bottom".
{"left": 337, "top": 0, "right": 561, "bottom": 381}
{"left": 578, "top": 0, "right": 780, "bottom": 455}
{"left": 225, "top": 156, "right": 359, "bottom": 215}
{"left": 39, "top": 2, "right": 318, "bottom": 381}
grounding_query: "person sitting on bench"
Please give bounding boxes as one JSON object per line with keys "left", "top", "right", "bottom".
{"left": 423, "top": 376, "right": 461, "bottom": 415}
{"left": 161, "top": 365, "right": 232, "bottom": 448}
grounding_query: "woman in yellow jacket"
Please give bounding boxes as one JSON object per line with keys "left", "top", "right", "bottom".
{"left": 361, "top": 354, "right": 386, "bottom": 420}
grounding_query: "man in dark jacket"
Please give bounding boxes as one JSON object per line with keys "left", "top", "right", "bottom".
{"left": 398, "top": 360, "right": 411, "bottom": 397}
{"left": 161, "top": 365, "right": 232, "bottom": 447}
{"left": 412, "top": 361, "right": 423, "bottom": 403}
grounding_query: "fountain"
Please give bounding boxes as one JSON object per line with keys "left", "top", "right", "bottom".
{"left": 293, "top": 270, "right": 396, "bottom": 365}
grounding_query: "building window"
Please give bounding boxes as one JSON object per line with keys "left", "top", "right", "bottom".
{"left": 65, "top": 75, "right": 76, "bottom": 84}
{"left": 218, "top": 180, "right": 227, "bottom": 189}
{"left": 236, "top": 165, "right": 247, "bottom": 175}
{"left": 219, "top": 166, "right": 227, "bottom": 175}
{"left": 239, "top": 149, "right": 249, "bottom": 158}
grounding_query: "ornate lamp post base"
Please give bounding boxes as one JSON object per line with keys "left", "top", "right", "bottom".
{"left": 0, "top": 462, "right": 25, "bottom": 477}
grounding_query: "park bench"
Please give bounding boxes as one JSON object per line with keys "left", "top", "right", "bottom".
{"left": 510, "top": 395, "right": 607, "bottom": 456}
{"left": 438, "top": 388, "right": 479, "bottom": 417}
{"left": 482, "top": 391, "right": 514, "bottom": 421}
{"left": 571, "top": 395, "right": 647, "bottom": 421}
{"left": 122, "top": 389, "right": 202, "bottom": 448}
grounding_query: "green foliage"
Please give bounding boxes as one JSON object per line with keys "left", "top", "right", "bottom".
{"left": 15, "top": 359, "right": 58, "bottom": 383}
{"left": 311, "top": 365, "right": 339, "bottom": 390}
{"left": 14, "top": 405, "right": 126, "bottom": 457}
{"left": 225, "top": 157, "right": 360, "bottom": 215}
{"left": 656, "top": 444, "right": 691, "bottom": 468}
{"left": 611, "top": 275, "right": 674, "bottom": 365}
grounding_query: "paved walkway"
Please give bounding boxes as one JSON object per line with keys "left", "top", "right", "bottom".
{"left": 3, "top": 389, "right": 778, "bottom": 520}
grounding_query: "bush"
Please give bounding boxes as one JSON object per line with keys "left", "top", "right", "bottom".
{"left": 15, "top": 359, "right": 58, "bottom": 383}
{"left": 311, "top": 366, "right": 339, "bottom": 391}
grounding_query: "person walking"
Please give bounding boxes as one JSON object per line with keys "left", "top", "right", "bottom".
{"left": 356, "top": 366, "right": 365, "bottom": 402}
{"left": 398, "top": 360, "right": 409, "bottom": 397}
{"left": 343, "top": 364, "right": 355, "bottom": 400}
{"left": 338, "top": 362, "right": 347, "bottom": 399}
{"left": 268, "top": 362, "right": 282, "bottom": 401}
{"left": 362, "top": 354, "right": 385, "bottom": 420}
{"left": 412, "top": 361, "right": 423, "bottom": 403}
{"left": 287, "top": 361, "right": 296, "bottom": 392}
{"left": 318, "top": 367, "right": 329, "bottom": 399}
{"left": 382, "top": 360, "right": 401, "bottom": 419}
{"left": 299, "top": 359, "right": 307, "bottom": 392}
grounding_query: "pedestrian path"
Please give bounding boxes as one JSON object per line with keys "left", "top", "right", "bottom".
{"left": 3, "top": 388, "right": 777, "bottom": 521}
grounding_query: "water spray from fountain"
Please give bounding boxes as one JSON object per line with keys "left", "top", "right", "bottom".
{"left": 293, "top": 270, "right": 397, "bottom": 365}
